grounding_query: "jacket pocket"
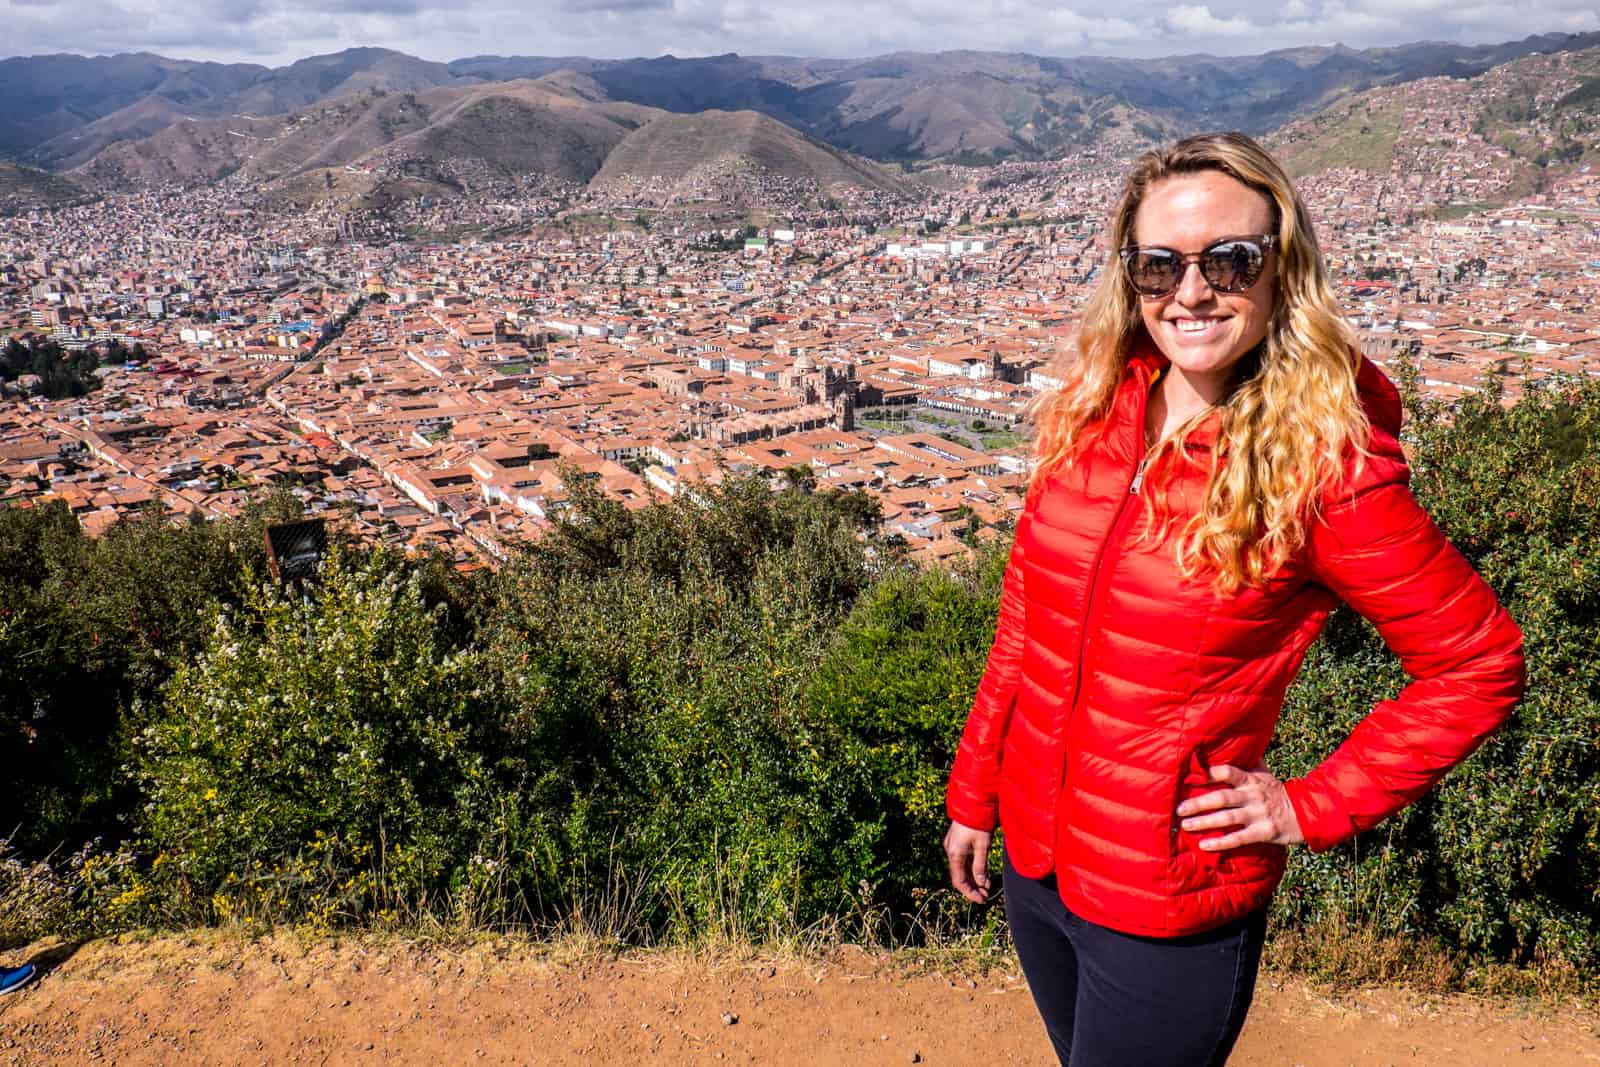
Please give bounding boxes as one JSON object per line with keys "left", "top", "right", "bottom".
{"left": 1168, "top": 748, "right": 1221, "bottom": 890}
{"left": 1168, "top": 747, "right": 1287, "bottom": 888}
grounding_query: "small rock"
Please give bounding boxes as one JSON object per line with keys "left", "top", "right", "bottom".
{"left": 910, "top": 1054, "right": 922, "bottom": 1064}
{"left": 721, "top": 1012, "right": 739, "bottom": 1026}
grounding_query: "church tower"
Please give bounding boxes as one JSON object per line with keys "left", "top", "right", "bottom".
{"left": 832, "top": 385, "right": 855, "bottom": 432}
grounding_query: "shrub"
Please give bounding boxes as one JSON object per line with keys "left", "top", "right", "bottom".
{"left": 0, "top": 497, "right": 294, "bottom": 852}
{"left": 1, "top": 387, "right": 1594, "bottom": 974}
{"left": 805, "top": 544, "right": 1007, "bottom": 916}
{"left": 0, "top": 836, "right": 146, "bottom": 946}
{"left": 132, "top": 549, "right": 497, "bottom": 926}
{"left": 476, "top": 472, "right": 895, "bottom": 942}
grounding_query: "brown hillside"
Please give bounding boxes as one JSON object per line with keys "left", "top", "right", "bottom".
{"left": 69, "top": 81, "right": 659, "bottom": 193}
{"left": 0, "top": 161, "right": 88, "bottom": 213}
{"left": 590, "top": 109, "right": 906, "bottom": 200}
{"left": 32, "top": 93, "right": 196, "bottom": 171}
{"left": 805, "top": 73, "right": 1175, "bottom": 161}
{"left": 68, "top": 114, "right": 260, "bottom": 190}
{"left": 376, "top": 81, "right": 657, "bottom": 184}
{"left": 227, "top": 48, "right": 462, "bottom": 118}
{"left": 533, "top": 69, "right": 614, "bottom": 104}
{"left": 16, "top": 50, "right": 464, "bottom": 173}
{"left": 1270, "top": 44, "right": 1600, "bottom": 185}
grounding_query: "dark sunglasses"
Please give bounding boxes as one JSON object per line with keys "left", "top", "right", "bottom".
{"left": 1119, "top": 235, "right": 1277, "bottom": 298}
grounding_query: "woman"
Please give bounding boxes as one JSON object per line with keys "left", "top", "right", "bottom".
{"left": 943, "top": 132, "right": 1524, "bottom": 1066}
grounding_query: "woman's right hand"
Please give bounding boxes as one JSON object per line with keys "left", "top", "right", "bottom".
{"left": 944, "top": 821, "right": 994, "bottom": 903}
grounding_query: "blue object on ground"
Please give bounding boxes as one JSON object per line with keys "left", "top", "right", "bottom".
{"left": 0, "top": 964, "right": 37, "bottom": 995}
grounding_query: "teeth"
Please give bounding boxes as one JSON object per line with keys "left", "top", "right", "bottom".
{"left": 1175, "top": 319, "right": 1218, "bottom": 333}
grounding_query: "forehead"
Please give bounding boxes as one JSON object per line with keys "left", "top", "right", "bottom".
{"left": 1132, "top": 171, "right": 1275, "bottom": 247}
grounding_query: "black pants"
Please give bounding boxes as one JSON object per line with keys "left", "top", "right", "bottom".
{"left": 1003, "top": 853, "right": 1266, "bottom": 1067}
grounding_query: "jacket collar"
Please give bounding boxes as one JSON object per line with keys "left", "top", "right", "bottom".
{"left": 1123, "top": 333, "right": 1223, "bottom": 453}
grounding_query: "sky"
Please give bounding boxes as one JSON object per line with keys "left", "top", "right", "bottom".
{"left": 1, "top": 0, "right": 1597, "bottom": 66}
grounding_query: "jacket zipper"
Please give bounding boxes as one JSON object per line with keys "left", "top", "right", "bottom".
{"left": 1055, "top": 372, "right": 1158, "bottom": 846}
{"left": 1130, "top": 456, "right": 1151, "bottom": 495}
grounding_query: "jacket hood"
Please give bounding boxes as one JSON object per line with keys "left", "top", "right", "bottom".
{"left": 1354, "top": 353, "right": 1403, "bottom": 438}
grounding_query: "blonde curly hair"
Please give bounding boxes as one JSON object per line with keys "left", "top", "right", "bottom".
{"left": 1032, "top": 131, "right": 1369, "bottom": 592}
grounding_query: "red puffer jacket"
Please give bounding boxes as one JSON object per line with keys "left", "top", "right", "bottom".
{"left": 946, "top": 343, "right": 1525, "bottom": 937}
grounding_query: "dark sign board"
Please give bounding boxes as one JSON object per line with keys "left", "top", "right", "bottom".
{"left": 265, "top": 519, "right": 328, "bottom": 582}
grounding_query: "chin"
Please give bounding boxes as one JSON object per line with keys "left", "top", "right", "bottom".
{"left": 1153, "top": 325, "right": 1261, "bottom": 379}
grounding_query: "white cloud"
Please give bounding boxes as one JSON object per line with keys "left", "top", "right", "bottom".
{"left": 0, "top": 0, "right": 1596, "bottom": 63}
{"left": 1349, "top": 0, "right": 1452, "bottom": 14}
{"left": 1166, "top": 4, "right": 1257, "bottom": 36}
{"left": 1039, "top": 8, "right": 1144, "bottom": 45}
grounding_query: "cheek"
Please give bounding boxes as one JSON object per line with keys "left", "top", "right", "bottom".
{"left": 1242, "top": 286, "right": 1275, "bottom": 342}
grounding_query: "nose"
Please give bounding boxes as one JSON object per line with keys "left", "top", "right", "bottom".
{"left": 1172, "top": 259, "right": 1215, "bottom": 305}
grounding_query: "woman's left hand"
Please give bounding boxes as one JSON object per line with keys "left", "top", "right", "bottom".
{"left": 1176, "top": 763, "right": 1305, "bottom": 850}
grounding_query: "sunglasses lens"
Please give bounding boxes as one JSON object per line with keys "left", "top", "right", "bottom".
{"left": 1125, "top": 250, "right": 1180, "bottom": 296}
{"left": 1123, "top": 239, "right": 1270, "bottom": 296}
{"left": 1199, "top": 240, "right": 1265, "bottom": 292}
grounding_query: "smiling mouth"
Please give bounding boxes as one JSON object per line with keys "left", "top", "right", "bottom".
{"left": 1173, "top": 317, "right": 1228, "bottom": 334}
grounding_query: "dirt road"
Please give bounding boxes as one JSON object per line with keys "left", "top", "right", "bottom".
{"left": 0, "top": 934, "right": 1595, "bottom": 1065}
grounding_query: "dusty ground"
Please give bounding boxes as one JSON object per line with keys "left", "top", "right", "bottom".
{"left": 0, "top": 933, "right": 1595, "bottom": 1066}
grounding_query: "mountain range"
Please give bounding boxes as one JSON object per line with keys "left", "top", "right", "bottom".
{"left": 2, "top": 32, "right": 1598, "bottom": 212}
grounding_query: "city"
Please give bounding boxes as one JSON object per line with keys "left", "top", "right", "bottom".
{"left": 2, "top": 98, "right": 1597, "bottom": 565}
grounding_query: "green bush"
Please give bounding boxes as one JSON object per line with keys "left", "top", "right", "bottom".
{"left": 133, "top": 549, "right": 498, "bottom": 927}
{"left": 806, "top": 546, "right": 1007, "bottom": 915}
{"left": 0, "top": 497, "right": 294, "bottom": 852}
{"left": 475, "top": 473, "right": 895, "bottom": 941}
{"left": 1272, "top": 372, "right": 1600, "bottom": 969}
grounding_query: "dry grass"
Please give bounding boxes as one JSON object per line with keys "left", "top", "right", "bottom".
{"left": 8, "top": 827, "right": 1591, "bottom": 1005}
{"left": 16, "top": 909, "right": 1595, "bottom": 1016}
{"left": 1265, "top": 917, "right": 1468, "bottom": 992}
{"left": 1264, "top": 916, "right": 1596, "bottom": 1002}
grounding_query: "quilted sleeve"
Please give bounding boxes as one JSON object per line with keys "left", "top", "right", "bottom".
{"left": 1284, "top": 446, "right": 1526, "bottom": 853}
{"left": 946, "top": 492, "right": 1035, "bottom": 832}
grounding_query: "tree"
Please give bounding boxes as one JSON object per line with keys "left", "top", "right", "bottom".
{"left": 780, "top": 464, "right": 817, "bottom": 494}
{"left": 0, "top": 495, "right": 300, "bottom": 853}
{"left": 0, "top": 337, "right": 102, "bottom": 399}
